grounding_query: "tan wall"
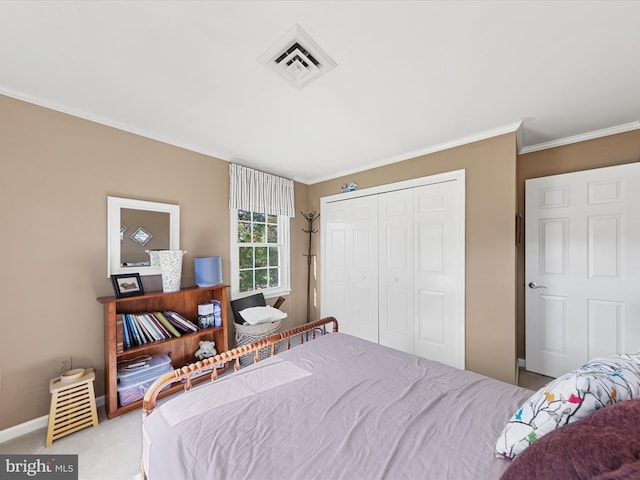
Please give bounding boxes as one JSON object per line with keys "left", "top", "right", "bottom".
{"left": 288, "top": 181, "right": 311, "bottom": 329}
{"left": 15, "top": 88, "right": 632, "bottom": 427}
{"left": 0, "top": 94, "right": 309, "bottom": 429}
{"left": 516, "top": 130, "right": 640, "bottom": 360}
{"left": 309, "top": 133, "right": 519, "bottom": 384}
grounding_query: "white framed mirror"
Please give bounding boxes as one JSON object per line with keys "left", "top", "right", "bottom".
{"left": 107, "top": 196, "right": 180, "bottom": 276}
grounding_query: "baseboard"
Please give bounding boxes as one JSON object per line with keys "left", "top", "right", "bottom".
{"left": 518, "top": 358, "right": 526, "bottom": 368}
{"left": 0, "top": 395, "right": 105, "bottom": 444}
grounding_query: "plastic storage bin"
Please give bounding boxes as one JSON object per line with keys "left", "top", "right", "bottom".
{"left": 117, "top": 354, "right": 173, "bottom": 406}
{"left": 118, "top": 354, "right": 172, "bottom": 385}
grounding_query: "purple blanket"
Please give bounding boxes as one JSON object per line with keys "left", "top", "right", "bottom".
{"left": 501, "top": 398, "right": 640, "bottom": 480}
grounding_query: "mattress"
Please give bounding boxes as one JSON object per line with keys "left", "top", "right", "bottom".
{"left": 142, "top": 333, "right": 531, "bottom": 480}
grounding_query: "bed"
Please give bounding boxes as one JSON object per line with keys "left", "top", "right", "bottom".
{"left": 141, "top": 317, "right": 533, "bottom": 479}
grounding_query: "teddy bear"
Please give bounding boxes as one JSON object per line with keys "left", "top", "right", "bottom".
{"left": 195, "top": 340, "right": 217, "bottom": 360}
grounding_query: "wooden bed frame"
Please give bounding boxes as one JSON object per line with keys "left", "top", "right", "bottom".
{"left": 142, "top": 317, "right": 338, "bottom": 416}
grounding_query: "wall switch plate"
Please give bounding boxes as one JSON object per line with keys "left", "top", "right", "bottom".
{"left": 58, "top": 357, "right": 72, "bottom": 374}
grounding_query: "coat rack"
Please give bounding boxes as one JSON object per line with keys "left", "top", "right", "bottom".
{"left": 301, "top": 211, "right": 320, "bottom": 324}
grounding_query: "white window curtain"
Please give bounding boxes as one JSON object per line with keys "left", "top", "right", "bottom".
{"left": 229, "top": 163, "right": 295, "bottom": 217}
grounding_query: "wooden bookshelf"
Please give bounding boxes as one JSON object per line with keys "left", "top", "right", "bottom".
{"left": 98, "top": 285, "right": 229, "bottom": 418}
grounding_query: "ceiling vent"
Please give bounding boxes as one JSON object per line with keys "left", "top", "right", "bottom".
{"left": 258, "top": 24, "right": 337, "bottom": 90}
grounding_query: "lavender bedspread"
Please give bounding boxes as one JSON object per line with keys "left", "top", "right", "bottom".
{"left": 142, "top": 333, "right": 531, "bottom": 480}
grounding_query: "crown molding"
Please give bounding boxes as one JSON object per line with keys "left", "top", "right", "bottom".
{"left": 519, "top": 121, "right": 640, "bottom": 154}
{"left": 307, "top": 121, "right": 522, "bottom": 185}
{"left": 0, "top": 87, "right": 232, "bottom": 162}
{"left": 5, "top": 85, "right": 637, "bottom": 184}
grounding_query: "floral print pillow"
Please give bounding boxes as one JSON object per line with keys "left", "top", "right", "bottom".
{"left": 496, "top": 353, "right": 640, "bottom": 459}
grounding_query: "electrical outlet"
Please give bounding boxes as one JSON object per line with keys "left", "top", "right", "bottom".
{"left": 58, "top": 357, "right": 72, "bottom": 374}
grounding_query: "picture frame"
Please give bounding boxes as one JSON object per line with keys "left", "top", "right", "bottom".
{"left": 111, "top": 273, "right": 145, "bottom": 298}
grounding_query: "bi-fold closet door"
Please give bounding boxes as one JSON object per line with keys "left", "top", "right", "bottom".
{"left": 323, "top": 194, "right": 380, "bottom": 344}
{"left": 321, "top": 172, "right": 465, "bottom": 369}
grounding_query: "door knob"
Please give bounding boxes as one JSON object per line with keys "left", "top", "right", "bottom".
{"left": 528, "top": 282, "right": 547, "bottom": 289}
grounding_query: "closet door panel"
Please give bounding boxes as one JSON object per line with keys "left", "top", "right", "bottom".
{"left": 327, "top": 278, "right": 347, "bottom": 333}
{"left": 322, "top": 203, "right": 352, "bottom": 334}
{"left": 417, "top": 290, "right": 446, "bottom": 345}
{"left": 379, "top": 189, "right": 414, "bottom": 354}
{"left": 322, "top": 196, "right": 378, "bottom": 342}
{"left": 413, "top": 181, "right": 463, "bottom": 368}
{"left": 349, "top": 197, "right": 379, "bottom": 343}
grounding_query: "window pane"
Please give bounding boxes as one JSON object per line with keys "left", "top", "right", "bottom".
{"left": 255, "top": 269, "right": 268, "bottom": 289}
{"left": 234, "top": 209, "right": 288, "bottom": 296}
{"left": 239, "top": 270, "right": 253, "bottom": 292}
{"left": 267, "top": 225, "right": 278, "bottom": 243}
{"left": 268, "top": 268, "right": 279, "bottom": 287}
{"left": 255, "top": 247, "right": 267, "bottom": 267}
{"left": 268, "top": 247, "right": 279, "bottom": 267}
{"left": 238, "top": 222, "right": 251, "bottom": 243}
{"left": 239, "top": 247, "right": 253, "bottom": 269}
{"left": 253, "top": 223, "right": 266, "bottom": 243}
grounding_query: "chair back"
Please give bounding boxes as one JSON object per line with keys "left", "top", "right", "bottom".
{"left": 230, "top": 293, "right": 267, "bottom": 324}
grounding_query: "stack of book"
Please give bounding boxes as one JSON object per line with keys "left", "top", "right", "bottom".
{"left": 122, "top": 311, "right": 199, "bottom": 349}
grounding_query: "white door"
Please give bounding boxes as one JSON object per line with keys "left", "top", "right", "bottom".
{"left": 414, "top": 181, "right": 464, "bottom": 369}
{"left": 526, "top": 163, "right": 640, "bottom": 378}
{"left": 321, "top": 170, "right": 465, "bottom": 370}
{"left": 379, "top": 188, "right": 414, "bottom": 354}
{"left": 322, "top": 195, "right": 379, "bottom": 342}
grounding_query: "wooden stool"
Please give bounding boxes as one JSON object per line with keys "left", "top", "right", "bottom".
{"left": 46, "top": 368, "right": 99, "bottom": 447}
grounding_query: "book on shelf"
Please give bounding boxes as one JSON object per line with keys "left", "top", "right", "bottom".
{"left": 162, "top": 312, "right": 190, "bottom": 333}
{"left": 149, "top": 313, "right": 172, "bottom": 338}
{"left": 124, "top": 314, "right": 142, "bottom": 346}
{"left": 121, "top": 310, "right": 205, "bottom": 350}
{"left": 153, "top": 312, "right": 182, "bottom": 338}
{"left": 161, "top": 312, "right": 185, "bottom": 333}
{"left": 135, "top": 314, "right": 157, "bottom": 343}
{"left": 136, "top": 315, "right": 150, "bottom": 344}
{"left": 128, "top": 314, "right": 148, "bottom": 345}
{"left": 164, "top": 311, "right": 199, "bottom": 332}
{"left": 132, "top": 314, "right": 150, "bottom": 342}
{"left": 122, "top": 315, "right": 133, "bottom": 347}
{"left": 121, "top": 315, "right": 132, "bottom": 350}
{"left": 139, "top": 313, "right": 166, "bottom": 341}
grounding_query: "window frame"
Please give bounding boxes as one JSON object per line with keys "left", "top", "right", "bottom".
{"left": 230, "top": 209, "right": 291, "bottom": 300}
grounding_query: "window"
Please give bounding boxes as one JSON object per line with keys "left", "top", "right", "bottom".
{"left": 230, "top": 209, "right": 290, "bottom": 299}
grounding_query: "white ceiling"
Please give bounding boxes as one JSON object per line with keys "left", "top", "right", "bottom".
{"left": 1, "top": 1, "right": 639, "bottom": 184}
